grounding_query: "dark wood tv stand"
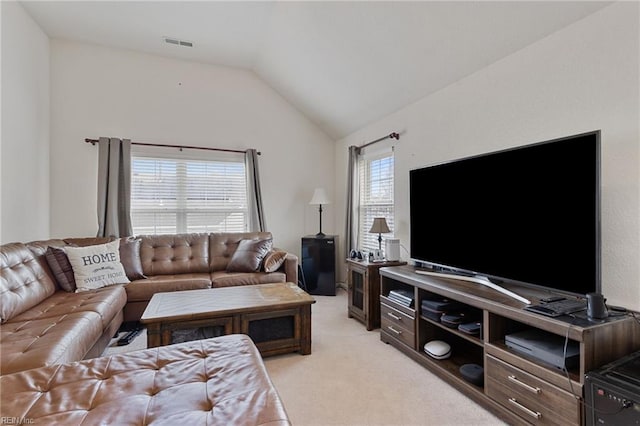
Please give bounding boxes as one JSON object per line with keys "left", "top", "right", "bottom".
{"left": 379, "top": 265, "right": 640, "bottom": 425}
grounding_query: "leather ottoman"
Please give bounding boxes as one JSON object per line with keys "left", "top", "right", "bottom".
{"left": 0, "top": 334, "right": 290, "bottom": 425}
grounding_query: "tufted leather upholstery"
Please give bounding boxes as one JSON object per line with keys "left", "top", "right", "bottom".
{"left": 1, "top": 242, "right": 127, "bottom": 375}
{"left": 209, "top": 232, "right": 272, "bottom": 271}
{"left": 11, "top": 286, "right": 127, "bottom": 329}
{"left": 124, "top": 232, "right": 298, "bottom": 322}
{"left": 1, "top": 311, "right": 103, "bottom": 375}
{"left": 0, "top": 335, "right": 291, "bottom": 426}
{"left": 63, "top": 236, "right": 115, "bottom": 247}
{"left": 211, "top": 270, "right": 286, "bottom": 288}
{"left": 125, "top": 274, "right": 211, "bottom": 302}
{"left": 1, "top": 232, "right": 298, "bottom": 373}
{"left": 139, "top": 233, "right": 209, "bottom": 275}
{"left": 25, "top": 239, "right": 68, "bottom": 255}
{"left": 1, "top": 243, "right": 58, "bottom": 322}
{"left": 25, "top": 239, "right": 68, "bottom": 282}
{"left": 0, "top": 285, "right": 127, "bottom": 375}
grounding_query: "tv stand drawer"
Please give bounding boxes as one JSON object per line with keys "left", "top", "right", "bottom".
{"left": 486, "top": 355, "right": 580, "bottom": 425}
{"left": 381, "top": 302, "right": 414, "bottom": 326}
{"left": 381, "top": 303, "right": 415, "bottom": 348}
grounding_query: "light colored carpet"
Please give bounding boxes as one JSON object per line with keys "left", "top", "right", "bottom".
{"left": 103, "top": 288, "right": 505, "bottom": 425}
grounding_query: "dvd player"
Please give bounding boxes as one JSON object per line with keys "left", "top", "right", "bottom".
{"left": 505, "top": 329, "right": 579, "bottom": 370}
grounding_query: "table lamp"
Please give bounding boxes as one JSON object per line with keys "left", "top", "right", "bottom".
{"left": 309, "top": 188, "right": 330, "bottom": 237}
{"left": 369, "top": 217, "right": 390, "bottom": 259}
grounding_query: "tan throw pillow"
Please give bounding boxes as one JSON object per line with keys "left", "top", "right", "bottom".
{"left": 45, "top": 246, "right": 77, "bottom": 292}
{"left": 263, "top": 250, "right": 287, "bottom": 273}
{"left": 226, "top": 238, "right": 273, "bottom": 273}
{"left": 64, "top": 240, "right": 130, "bottom": 292}
{"left": 119, "top": 237, "right": 146, "bottom": 280}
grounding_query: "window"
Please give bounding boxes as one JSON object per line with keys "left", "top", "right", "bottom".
{"left": 358, "top": 149, "right": 394, "bottom": 253}
{"left": 131, "top": 150, "right": 247, "bottom": 235}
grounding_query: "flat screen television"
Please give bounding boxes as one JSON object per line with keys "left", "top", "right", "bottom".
{"left": 409, "top": 130, "right": 600, "bottom": 301}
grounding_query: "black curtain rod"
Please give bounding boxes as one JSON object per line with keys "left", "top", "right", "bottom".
{"left": 359, "top": 132, "right": 400, "bottom": 149}
{"left": 85, "top": 138, "right": 260, "bottom": 155}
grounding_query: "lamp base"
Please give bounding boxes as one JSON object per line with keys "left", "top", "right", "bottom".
{"left": 315, "top": 232, "right": 326, "bottom": 238}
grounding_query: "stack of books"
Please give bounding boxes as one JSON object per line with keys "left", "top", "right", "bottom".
{"left": 388, "top": 289, "right": 414, "bottom": 308}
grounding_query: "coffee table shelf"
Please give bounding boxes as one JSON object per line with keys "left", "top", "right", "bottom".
{"left": 141, "top": 282, "right": 315, "bottom": 356}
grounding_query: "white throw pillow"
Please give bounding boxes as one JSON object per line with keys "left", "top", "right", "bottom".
{"left": 64, "top": 240, "right": 130, "bottom": 292}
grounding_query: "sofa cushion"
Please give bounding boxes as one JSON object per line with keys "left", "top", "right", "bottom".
{"left": 119, "top": 236, "right": 146, "bottom": 280}
{"left": 226, "top": 238, "right": 273, "bottom": 273}
{"left": 211, "top": 271, "right": 286, "bottom": 288}
{"left": 10, "top": 286, "right": 127, "bottom": 329}
{"left": 140, "top": 233, "right": 209, "bottom": 275}
{"left": 64, "top": 240, "right": 130, "bottom": 292}
{"left": 209, "top": 232, "right": 273, "bottom": 272}
{"left": 0, "top": 311, "right": 103, "bottom": 375}
{"left": 125, "top": 274, "right": 212, "bottom": 302}
{"left": 45, "top": 246, "right": 77, "bottom": 292}
{"left": 263, "top": 249, "right": 288, "bottom": 273}
{"left": 0, "top": 335, "right": 291, "bottom": 426}
{"left": 1, "top": 243, "right": 58, "bottom": 323}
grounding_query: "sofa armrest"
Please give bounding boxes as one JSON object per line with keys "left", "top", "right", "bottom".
{"left": 279, "top": 253, "right": 298, "bottom": 284}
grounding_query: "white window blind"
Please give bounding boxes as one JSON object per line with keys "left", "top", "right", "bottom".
{"left": 358, "top": 149, "right": 394, "bottom": 253}
{"left": 131, "top": 152, "right": 248, "bottom": 235}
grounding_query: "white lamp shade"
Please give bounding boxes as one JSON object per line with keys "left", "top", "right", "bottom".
{"left": 309, "top": 188, "right": 330, "bottom": 205}
{"left": 369, "top": 217, "right": 391, "bottom": 234}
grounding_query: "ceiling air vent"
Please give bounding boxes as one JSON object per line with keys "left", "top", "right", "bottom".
{"left": 164, "top": 37, "right": 193, "bottom": 48}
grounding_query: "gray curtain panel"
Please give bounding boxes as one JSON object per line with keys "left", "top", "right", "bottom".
{"left": 245, "top": 148, "right": 266, "bottom": 232}
{"left": 344, "top": 145, "right": 361, "bottom": 259}
{"left": 97, "top": 137, "right": 133, "bottom": 238}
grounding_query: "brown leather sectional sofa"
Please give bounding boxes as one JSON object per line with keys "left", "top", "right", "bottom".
{"left": 0, "top": 239, "right": 126, "bottom": 375}
{"left": 0, "top": 232, "right": 298, "bottom": 375}
{"left": 124, "top": 232, "right": 298, "bottom": 322}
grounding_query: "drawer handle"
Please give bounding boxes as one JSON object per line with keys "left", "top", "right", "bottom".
{"left": 508, "top": 375, "right": 541, "bottom": 394}
{"left": 387, "top": 312, "right": 402, "bottom": 321}
{"left": 387, "top": 326, "right": 402, "bottom": 335}
{"left": 508, "top": 398, "right": 541, "bottom": 419}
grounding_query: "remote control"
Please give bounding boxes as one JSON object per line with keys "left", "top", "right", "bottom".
{"left": 540, "top": 296, "right": 566, "bottom": 303}
{"left": 117, "top": 328, "right": 142, "bottom": 346}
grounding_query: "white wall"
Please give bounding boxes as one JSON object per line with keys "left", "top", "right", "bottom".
{"left": 50, "top": 40, "right": 335, "bottom": 255}
{"left": 336, "top": 2, "right": 640, "bottom": 310}
{"left": 0, "top": 1, "right": 50, "bottom": 243}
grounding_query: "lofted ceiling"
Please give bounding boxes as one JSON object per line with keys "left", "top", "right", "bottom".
{"left": 20, "top": 1, "right": 611, "bottom": 139}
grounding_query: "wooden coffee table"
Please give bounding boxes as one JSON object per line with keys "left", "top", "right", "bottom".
{"left": 140, "top": 282, "right": 315, "bottom": 356}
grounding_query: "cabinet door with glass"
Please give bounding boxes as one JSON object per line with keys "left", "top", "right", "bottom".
{"left": 347, "top": 260, "right": 368, "bottom": 326}
{"left": 347, "top": 259, "right": 406, "bottom": 330}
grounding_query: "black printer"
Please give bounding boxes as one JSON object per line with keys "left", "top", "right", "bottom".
{"left": 584, "top": 349, "right": 640, "bottom": 425}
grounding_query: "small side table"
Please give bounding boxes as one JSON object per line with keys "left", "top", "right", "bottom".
{"left": 346, "top": 258, "right": 407, "bottom": 330}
